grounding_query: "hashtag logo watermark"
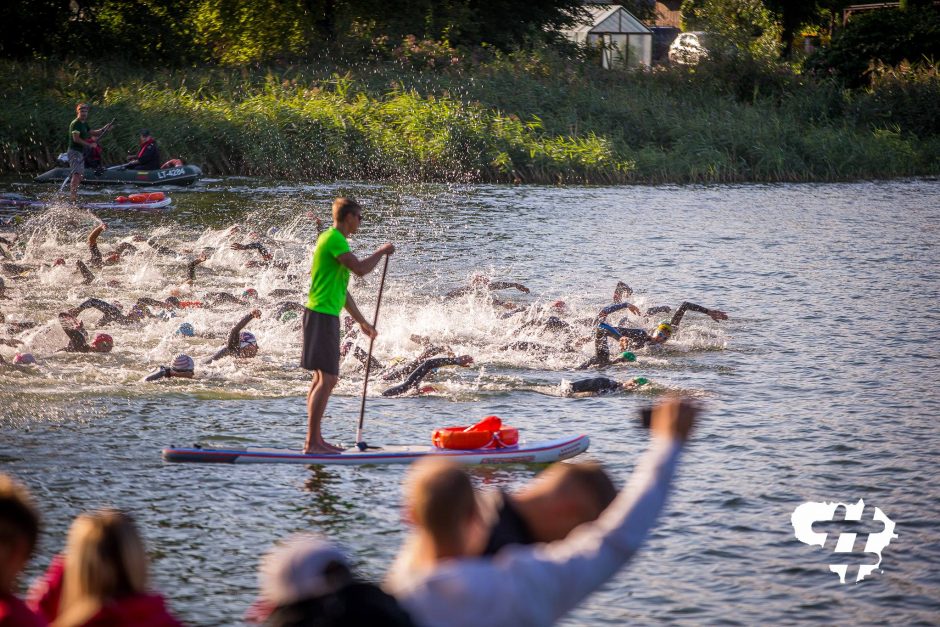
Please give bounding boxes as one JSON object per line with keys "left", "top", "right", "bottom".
{"left": 791, "top": 499, "right": 897, "bottom": 583}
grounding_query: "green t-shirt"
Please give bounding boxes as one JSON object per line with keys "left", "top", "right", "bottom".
{"left": 307, "top": 227, "right": 351, "bottom": 316}
{"left": 69, "top": 118, "right": 90, "bottom": 151}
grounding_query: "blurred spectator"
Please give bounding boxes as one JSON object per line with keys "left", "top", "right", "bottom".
{"left": 0, "top": 473, "right": 46, "bottom": 627}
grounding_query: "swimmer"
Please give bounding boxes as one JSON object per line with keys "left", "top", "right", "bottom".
{"left": 581, "top": 301, "right": 728, "bottom": 368}
{"left": 444, "top": 275, "right": 531, "bottom": 299}
{"left": 206, "top": 309, "right": 261, "bottom": 363}
{"left": 564, "top": 376, "right": 651, "bottom": 397}
{"left": 58, "top": 313, "right": 113, "bottom": 353}
{"left": 203, "top": 290, "right": 257, "bottom": 307}
{"left": 381, "top": 355, "right": 474, "bottom": 397}
{"left": 87, "top": 223, "right": 136, "bottom": 268}
{"left": 144, "top": 354, "right": 195, "bottom": 381}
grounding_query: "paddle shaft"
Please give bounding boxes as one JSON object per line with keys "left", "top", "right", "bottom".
{"left": 355, "top": 255, "right": 390, "bottom": 446}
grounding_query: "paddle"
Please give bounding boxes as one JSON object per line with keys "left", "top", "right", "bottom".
{"left": 355, "top": 255, "right": 390, "bottom": 451}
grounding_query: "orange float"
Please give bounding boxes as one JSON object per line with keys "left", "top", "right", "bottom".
{"left": 432, "top": 415, "right": 519, "bottom": 450}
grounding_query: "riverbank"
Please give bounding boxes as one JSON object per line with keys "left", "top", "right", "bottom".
{"left": 2, "top": 54, "right": 938, "bottom": 184}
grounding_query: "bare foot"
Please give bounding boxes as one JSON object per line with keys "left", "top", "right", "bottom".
{"left": 303, "top": 442, "right": 345, "bottom": 455}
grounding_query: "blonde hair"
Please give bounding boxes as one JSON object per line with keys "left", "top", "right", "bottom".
{"left": 405, "top": 458, "right": 478, "bottom": 557}
{"left": 56, "top": 509, "right": 148, "bottom": 627}
{"left": 331, "top": 197, "right": 361, "bottom": 223}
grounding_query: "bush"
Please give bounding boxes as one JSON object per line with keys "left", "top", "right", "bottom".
{"left": 807, "top": 7, "right": 940, "bottom": 87}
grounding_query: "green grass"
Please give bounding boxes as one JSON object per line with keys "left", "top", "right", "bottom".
{"left": 0, "top": 54, "right": 936, "bottom": 184}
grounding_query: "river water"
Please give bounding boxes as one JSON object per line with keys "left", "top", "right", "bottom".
{"left": 1, "top": 178, "right": 938, "bottom": 625}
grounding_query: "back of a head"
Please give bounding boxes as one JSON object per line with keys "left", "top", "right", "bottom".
{"left": 61, "top": 509, "right": 149, "bottom": 614}
{"left": 0, "top": 473, "right": 40, "bottom": 572}
{"left": 540, "top": 462, "right": 617, "bottom": 522}
{"left": 405, "top": 458, "right": 478, "bottom": 556}
{"left": 331, "top": 197, "right": 361, "bottom": 223}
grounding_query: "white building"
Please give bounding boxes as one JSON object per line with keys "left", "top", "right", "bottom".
{"left": 563, "top": 4, "right": 653, "bottom": 69}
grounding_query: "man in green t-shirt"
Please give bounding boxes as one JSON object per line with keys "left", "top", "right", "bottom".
{"left": 302, "top": 197, "right": 394, "bottom": 454}
{"left": 67, "top": 103, "right": 112, "bottom": 202}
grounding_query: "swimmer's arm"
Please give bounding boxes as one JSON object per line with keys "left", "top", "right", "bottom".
{"left": 186, "top": 255, "right": 207, "bottom": 284}
{"left": 488, "top": 281, "right": 530, "bottom": 294}
{"left": 669, "top": 302, "right": 728, "bottom": 327}
{"left": 206, "top": 347, "right": 229, "bottom": 364}
{"left": 598, "top": 302, "right": 642, "bottom": 319}
{"left": 226, "top": 311, "right": 258, "bottom": 351}
{"left": 58, "top": 314, "right": 89, "bottom": 352}
{"left": 76, "top": 260, "right": 95, "bottom": 285}
{"left": 144, "top": 366, "right": 170, "bottom": 382}
{"left": 71, "top": 298, "right": 120, "bottom": 319}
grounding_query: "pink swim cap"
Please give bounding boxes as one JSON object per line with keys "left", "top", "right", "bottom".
{"left": 13, "top": 353, "right": 36, "bottom": 365}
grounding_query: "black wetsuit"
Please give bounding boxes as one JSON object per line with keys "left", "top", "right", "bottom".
{"left": 481, "top": 491, "right": 537, "bottom": 556}
{"left": 381, "top": 356, "right": 468, "bottom": 397}
{"left": 76, "top": 260, "right": 95, "bottom": 285}
{"left": 59, "top": 316, "right": 91, "bottom": 353}
{"left": 72, "top": 298, "right": 145, "bottom": 326}
{"left": 569, "top": 377, "right": 621, "bottom": 394}
{"left": 585, "top": 301, "right": 714, "bottom": 368}
{"left": 207, "top": 312, "right": 255, "bottom": 363}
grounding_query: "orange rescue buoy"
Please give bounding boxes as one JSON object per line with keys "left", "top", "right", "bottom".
{"left": 432, "top": 416, "right": 519, "bottom": 450}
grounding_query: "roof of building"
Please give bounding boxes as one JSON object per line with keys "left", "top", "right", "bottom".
{"left": 562, "top": 4, "right": 652, "bottom": 36}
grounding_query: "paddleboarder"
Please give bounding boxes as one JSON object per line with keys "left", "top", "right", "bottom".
{"left": 67, "top": 103, "right": 112, "bottom": 203}
{"left": 302, "top": 198, "right": 393, "bottom": 454}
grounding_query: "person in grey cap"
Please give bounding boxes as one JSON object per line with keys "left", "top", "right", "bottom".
{"left": 125, "top": 129, "right": 161, "bottom": 170}
{"left": 249, "top": 534, "right": 415, "bottom": 627}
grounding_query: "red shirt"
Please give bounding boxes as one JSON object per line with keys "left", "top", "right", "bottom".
{"left": 0, "top": 592, "right": 48, "bottom": 627}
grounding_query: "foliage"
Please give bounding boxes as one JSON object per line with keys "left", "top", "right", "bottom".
{"left": 807, "top": 6, "right": 940, "bottom": 87}
{"left": 0, "top": 52, "right": 936, "bottom": 184}
{"left": 680, "top": 0, "right": 782, "bottom": 61}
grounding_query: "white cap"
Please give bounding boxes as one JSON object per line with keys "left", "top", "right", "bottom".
{"left": 259, "top": 534, "right": 349, "bottom": 607}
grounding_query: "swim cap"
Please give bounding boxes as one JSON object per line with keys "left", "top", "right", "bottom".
{"left": 171, "top": 353, "right": 195, "bottom": 373}
{"left": 165, "top": 296, "right": 181, "bottom": 308}
{"left": 280, "top": 310, "right": 298, "bottom": 323}
{"left": 177, "top": 323, "right": 195, "bottom": 337}
{"left": 551, "top": 300, "right": 567, "bottom": 311}
{"left": 243, "top": 288, "right": 258, "bottom": 300}
{"left": 91, "top": 333, "right": 113, "bottom": 352}
{"left": 621, "top": 351, "right": 637, "bottom": 362}
{"left": 632, "top": 377, "right": 650, "bottom": 386}
{"left": 239, "top": 331, "right": 257, "bottom": 348}
{"left": 54, "top": 258, "right": 66, "bottom": 267}
{"left": 105, "top": 252, "right": 121, "bottom": 264}
{"left": 13, "top": 353, "right": 36, "bottom": 365}
{"left": 656, "top": 321, "right": 673, "bottom": 337}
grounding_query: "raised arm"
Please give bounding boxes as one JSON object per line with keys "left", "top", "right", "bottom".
{"left": 669, "top": 301, "right": 728, "bottom": 328}
{"left": 231, "top": 241, "right": 273, "bottom": 261}
{"left": 488, "top": 281, "right": 530, "bottom": 294}
{"left": 58, "top": 314, "right": 89, "bottom": 352}
{"left": 226, "top": 310, "right": 260, "bottom": 351}
{"left": 70, "top": 298, "right": 122, "bottom": 320}
{"left": 598, "top": 301, "right": 641, "bottom": 319}
{"left": 398, "top": 400, "right": 694, "bottom": 627}
{"left": 186, "top": 255, "right": 207, "bottom": 285}
{"left": 88, "top": 224, "right": 105, "bottom": 266}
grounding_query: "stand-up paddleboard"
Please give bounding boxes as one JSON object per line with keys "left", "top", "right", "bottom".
{"left": 162, "top": 434, "right": 589, "bottom": 466}
{"left": 0, "top": 195, "right": 172, "bottom": 211}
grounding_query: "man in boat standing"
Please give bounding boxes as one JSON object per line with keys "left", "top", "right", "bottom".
{"left": 125, "top": 129, "right": 162, "bottom": 170}
{"left": 302, "top": 197, "right": 394, "bottom": 454}
{"left": 67, "top": 103, "right": 113, "bottom": 202}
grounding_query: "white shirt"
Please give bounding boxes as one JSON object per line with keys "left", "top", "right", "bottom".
{"left": 394, "top": 438, "right": 683, "bottom": 627}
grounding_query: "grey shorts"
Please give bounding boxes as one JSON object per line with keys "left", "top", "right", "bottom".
{"left": 301, "top": 309, "right": 340, "bottom": 375}
{"left": 67, "top": 149, "right": 84, "bottom": 176}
